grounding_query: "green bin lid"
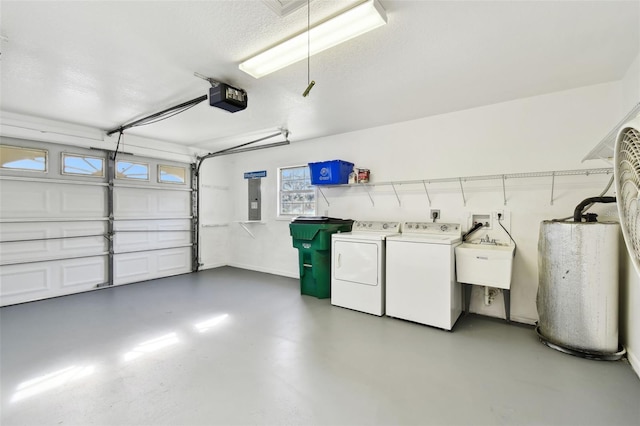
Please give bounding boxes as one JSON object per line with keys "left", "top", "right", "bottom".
{"left": 291, "top": 216, "right": 353, "bottom": 224}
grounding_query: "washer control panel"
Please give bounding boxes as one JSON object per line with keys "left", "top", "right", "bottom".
{"left": 401, "top": 222, "right": 461, "bottom": 236}
{"left": 352, "top": 221, "right": 401, "bottom": 233}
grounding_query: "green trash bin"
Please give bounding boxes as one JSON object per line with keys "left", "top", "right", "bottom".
{"left": 289, "top": 216, "right": 354, "bottom": 298}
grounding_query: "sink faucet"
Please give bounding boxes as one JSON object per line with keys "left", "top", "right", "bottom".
{"left": 481, "top": 234, "right": 497, "bottom": 245}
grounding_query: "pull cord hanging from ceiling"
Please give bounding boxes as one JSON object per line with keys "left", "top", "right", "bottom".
{"left": 302, "top": 0, "right": 315, "bottom": 97}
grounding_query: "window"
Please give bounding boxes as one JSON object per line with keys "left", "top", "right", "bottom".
{"left": 61, "top": 153, "right": 105, "bottom": 177}
{"left": 278, "top": 165, "right": 316, "bottom": 216}
{"left": 158, "top": 164, "right": 186, "bottom": 184}
{"left": 0, "top": 145, "right": 47, "bottom": 172}
{"left": 116, "top": 160, "right": 149, "bottom": 180}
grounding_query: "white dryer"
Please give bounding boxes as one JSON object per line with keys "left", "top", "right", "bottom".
{"left": 331, "top": 221, "right": 401, "bottom": 316}
{"left": 385, "top": 222, "right": 462, "bottom": 330}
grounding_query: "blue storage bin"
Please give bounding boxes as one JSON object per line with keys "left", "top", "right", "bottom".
{"left": 309, "top": 160, "right": 354, "bottom": 185}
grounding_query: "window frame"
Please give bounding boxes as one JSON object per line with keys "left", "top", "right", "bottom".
{"left": 277, "top": 164, "right": 317, "bottom": 219}
{"left": 115, "top": 160, "right": 150, "bottom": 181}
{"left": 60, "top": 152, "right": 105, "bottom": 178}
{"left": 0, "top": 145, "right": 48, "bottom": 173}
{"left": 157, "top": 164, "right": 187, "bottom": 185}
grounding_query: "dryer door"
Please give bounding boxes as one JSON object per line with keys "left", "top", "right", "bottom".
{"left": 333, "top": 240, "right": 379, "bottom": 286}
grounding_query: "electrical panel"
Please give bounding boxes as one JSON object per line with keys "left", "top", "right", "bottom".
{"left": 248, "top": 178, "right": 261, "bottom": 221}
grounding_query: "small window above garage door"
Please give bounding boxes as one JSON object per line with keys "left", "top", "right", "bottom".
{"left": 116, "top": 160, "right": 149, "bottom": 180}
{"left": 61, "top": 153, "right": 104, "bottom": 177}
{"left": 0, "top": 145, "right": 47, "bottom": 172}
{"left": 158, "top": 164, "right": 186, "bottom": 184}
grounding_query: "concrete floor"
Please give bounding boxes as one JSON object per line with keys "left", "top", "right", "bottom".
{"left": 1, "top": 267, "right": 639, "bottom": 426}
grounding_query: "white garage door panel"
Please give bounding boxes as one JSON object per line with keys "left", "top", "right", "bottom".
{"left": 0, "top": 256, "right": 106, "bottom": 306}
{"left": 113, "top": 219, "right": 190, "bottom": 232}
{"left": 1, "top": 236, "right": 107, "bottom": 263}
{"left": 157, "top": 249, "right": 191, "bottom": 273}
{"left": 114, "top": 187, "right": 190, "bottom": 218}
{"left": 114, "top": 247, "right": 191, "bottom": 285}
{"left": 0, "top": 181, "right": 106, "bottom": 219}
{"left": 113, "top": 218, "right": 191, "bottom": 253}
{"left": 114, "top": 232, "right": 190, "bottom": 252}
{"left": 60, "top": 257, "right": 107, "bottom": 288}
{"left": 0, "top": 221, "right": 107, "bottom": 241}
{"left": 0, "top": 267, "right": 49, "bottom": 296}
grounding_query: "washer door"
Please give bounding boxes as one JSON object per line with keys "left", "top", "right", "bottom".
{"left": 333, "top": 240, "right": 379, "bottom": 286}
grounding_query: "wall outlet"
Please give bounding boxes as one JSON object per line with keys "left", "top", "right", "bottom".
{"left": 430, "top": 209, "right": 440, "bottom": 220}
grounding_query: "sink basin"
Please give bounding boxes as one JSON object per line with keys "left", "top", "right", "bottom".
{"left": 455, "top": 243, "right": 515, "bottom": 289}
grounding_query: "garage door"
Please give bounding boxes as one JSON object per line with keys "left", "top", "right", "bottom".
{"left": 0, "top": 138, "right": 195, "bottom": 306}
{"left": 112, "top": 153, "right": 193, "bottom": 285}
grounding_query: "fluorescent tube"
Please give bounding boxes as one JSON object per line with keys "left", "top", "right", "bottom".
{"left": 239, "top": 0, "right": 387, "bottom": 78}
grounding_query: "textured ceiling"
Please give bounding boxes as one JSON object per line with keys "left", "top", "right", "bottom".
{"left": 1, "top": 1, "right": 638, "bottom": 150}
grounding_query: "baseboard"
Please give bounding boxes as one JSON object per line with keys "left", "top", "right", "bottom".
{"left": 227, "top": 262, "right": 298, "bottom": 279}
{"left": 509, "top": 315, "right": 537, "bottom": 326}
{"left": 199, "top": 262, "right": 228, "bottom": 270}
{"left": 468, "top": 309, "right": 537, "bottom": 326}
{"left": 627, "top": 347, "right": 640, "bottom": 380}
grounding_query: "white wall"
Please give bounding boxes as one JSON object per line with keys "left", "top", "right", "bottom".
{"left": 619, "top": 53, "right": 639, "bottom": 112}
{"left": 207, "top": 80, "right": 623, "bottom": 326}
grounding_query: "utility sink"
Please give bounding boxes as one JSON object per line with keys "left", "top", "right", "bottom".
{"left": 455, "top": 243, "right": 515, "bottom": 289}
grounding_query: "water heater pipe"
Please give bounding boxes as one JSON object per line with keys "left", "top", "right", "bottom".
{"left": 573, "top": 196, "right": 616, "bottom": 222}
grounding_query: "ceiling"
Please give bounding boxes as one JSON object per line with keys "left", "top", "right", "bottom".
{"left": 1, "top": 1, "right": 638, "bottom": 151}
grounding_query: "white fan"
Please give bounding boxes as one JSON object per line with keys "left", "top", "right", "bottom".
{"left": 614, "top": 115, "right": 640, "bottom": 276}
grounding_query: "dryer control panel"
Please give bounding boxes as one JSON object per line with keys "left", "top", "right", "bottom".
{"left": 352, "top": 221, "right": 401, "bottom": 233}
{"left": 401, "top": 222, "right": 461, "bottom": 236}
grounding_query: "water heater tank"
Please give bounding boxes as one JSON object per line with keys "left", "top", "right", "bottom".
{"left": 537, "top": 220, "right": 623, "bottom": 359}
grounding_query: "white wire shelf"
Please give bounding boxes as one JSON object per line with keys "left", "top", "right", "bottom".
{"left": 315, "top": 167, "right": 613, "bottom": 207}
{"left": 583, "top": 102, "right": 640, "bottom": 162}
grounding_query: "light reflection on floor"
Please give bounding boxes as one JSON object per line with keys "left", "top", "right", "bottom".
{"left": 11, "top": 365, "right": 96, "bottom": 403}
{"left": 194, "top": 313, "right": 229, "bottom": 332}
{"left": 122, "top": 332, "right": 180, "bottom": 362}
{"left": 9, "top": 312, "right": 229, "bottom": 403}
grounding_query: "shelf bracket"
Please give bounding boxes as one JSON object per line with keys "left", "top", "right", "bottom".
{"left": 237, "top": 222, "right": 256, "bottom": 239}
{"left": 502, "top": 175, "right": 507, "bottom": 206}
{"left": 422, "top": 180, "right": 432, "bottom": 206}
{"left": 550, "top": 172, "right": 556, "bottom": 206}
{"left": 391, "top": 183, "right": 401, "bottom": 206}
{"left": 458, "top": 178, "right": 467, "bottom": 206}
{"left": 317, "top": 186, "right": 330, "bottom": 206}
{"left": 364, "top": 185, "right": 375, "bottom": 206}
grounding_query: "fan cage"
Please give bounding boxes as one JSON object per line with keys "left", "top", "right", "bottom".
{"left": 614, "top": 124, "right": 640, "bottom": 276}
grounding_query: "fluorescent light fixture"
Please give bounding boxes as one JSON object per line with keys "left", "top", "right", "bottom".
{"left": 239, "top": 0, "right": 387, "bottom": 78}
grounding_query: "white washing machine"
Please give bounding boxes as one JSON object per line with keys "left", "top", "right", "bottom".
{"left": 385, "top": 222, "right": 462, "bottom": 330}
{"left": 331, "top": 221, "right": 401, "bottom": 316}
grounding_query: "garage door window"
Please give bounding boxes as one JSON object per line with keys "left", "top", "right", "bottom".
{"left": 158, "top": 165, "right": 186, "bottom": 184}
{"left": 0, "top": 145, "right": 47, "bottom": 172}
{"left": 61, "top": 153, "right": 105, "bottom": 177}
{"left": 116, "top": 160, "right": 149, "bottom": 180}
{"left": 278, "top": 165, "right": 316, "bottom": 217}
